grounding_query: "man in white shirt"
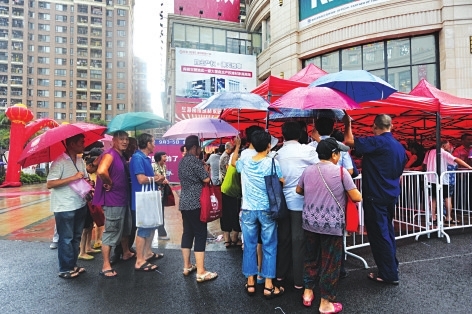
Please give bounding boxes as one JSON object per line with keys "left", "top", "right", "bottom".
{"left": 275, "top": 122, "right": 318, "bottom": 289}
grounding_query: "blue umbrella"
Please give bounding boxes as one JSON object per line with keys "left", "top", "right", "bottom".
{"left": 107, "top": 112, "right": 171, "bottom": 134}
{"left": 195, "top": 92, "right": 269, "bottom": 111}
{"left": 309, "top": 70, "right": 397, "bottom": 102}
{"left": 269, "top": 108, "right": 345, "bottom": 121}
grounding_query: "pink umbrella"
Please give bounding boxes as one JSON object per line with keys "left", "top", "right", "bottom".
{"left": 270, "top": 86, "right": 360, "bottom": 110}
{"left": 162, "top": 118, "right": 238, "bottom": 139}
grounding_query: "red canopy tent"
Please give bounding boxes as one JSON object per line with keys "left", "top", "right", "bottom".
{"left": 288, "top": 63, "right": 327, "bottom": 84}
{"left": 251, "top": 76, "right": 307, "bottom": 103}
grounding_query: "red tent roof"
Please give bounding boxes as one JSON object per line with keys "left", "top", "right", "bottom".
{"left": 251, "top": 76, "right": 307, "bottom": 102}
{"left": 288, "top": 64, "right": 327, "bottom": 84}
{"left": 409, "top": 79, "right": 472, "bottom": 115}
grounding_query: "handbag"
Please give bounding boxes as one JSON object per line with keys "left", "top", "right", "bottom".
{"left": 87, "top": 202, "right": 105, "bottom": 227}
{"left": 135, "top": 178, "right": 163, "bottom": 228}
{"left": 163, "top": 184, "right": 176, "bottom": 207}
{"left": 264, "top": 158, "right": 288, "bottom": 220}
{"left": 69, "top": 178, "right": 93, "bottom": 199}
{"left": 340, "top": 167, "right": 359, "bottom": 233}
{"left": 200, "top": 179, "right": 222, "bottom": 223}
{"left": 220, "top": 165, "right": 242, "bottom": 198}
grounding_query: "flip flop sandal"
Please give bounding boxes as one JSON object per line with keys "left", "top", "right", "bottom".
{"left": 182, "top": 264, "right": 197, "bottom": 276}
{"left": 224, "top": 241, "right": 232, "bottom": 249}
{"left": 74, "top": 266, "right": 86, "bottom": 274}
{"left": 58, "top": 270, "right": 79, "bottom": 279}
{"left": 99, "top": 269, "right": 117, "bottom": 278}
{"left": 135, "top": 262, "right": 158, "bottom": 272}
{"left": 263, "top": 286, "right": 285, "bottom": 300}
{"left": 245, "top": 283, "right": 256, "bottom": 296}
{"left": 146, "top": 252, "right": 164, "bottom": 262}
{"left": 367, "top": 272, "right": 399, "bottom": 285}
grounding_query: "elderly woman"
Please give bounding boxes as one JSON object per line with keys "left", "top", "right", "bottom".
{"left": 178, "top": 135, "right": 217, "bottom": 282}
{"left": 231, "top": 130, "right": 285, "bottom": 299}
{"left": 296, "top": 138, "right": 361, "bottom": 313}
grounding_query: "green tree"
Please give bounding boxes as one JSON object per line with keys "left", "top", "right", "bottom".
{"left": 87, "top": 119, "right": 108, "bottom": 127}
{"left": 0, "top": 113, "right": 10, "bottom": 128}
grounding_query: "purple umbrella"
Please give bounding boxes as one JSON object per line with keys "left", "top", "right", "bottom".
{"left": 269, "top": 87, "right": 360, "bottom": 111}
{"left": 162, "top": 118, "right": 238, "bottom": 139}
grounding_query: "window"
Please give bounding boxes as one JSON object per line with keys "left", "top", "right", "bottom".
{"left": 55, "top": 26, "right": 67, "bottom": 33}
{"left": 55, "top": 4, "right": 67, "bottom": 11}
{"left": 55, "top": 15, "right": 67, "bottom": 22}
{"left": 106, "top": 93, "right": 112, "bottom": 100}
{"left": 106, "top": 20, "right": 112, "bottom": 27}
{"left": 37, "top": 101, "right": 49, "bottom": 108}
{"left": 55, "top": 58, "right": 67, "bottom": 65}
{"left": 38, "top": 56, "right": 49, "bottom": 64}
{"left": 28, "top": 45, "right": 34, "bottom": 52}
{"left": 106, "top": 31, "right": 112, "bottom": 37}
{"left": 117, "top": 82, "right": 125, "bottom": 89}
{"left": 117, "top": 30, "right": 125, "bottom": 37}
{"left": 37, "top": 90, "right": 49, "bottom": 97}
{"left": 117, "top": 51, "right": 125, "bottom": 58}
{"left": 117, "top": 103, "right": 125, "bottom": 110}
{"left": 55, "top": 47, "right": 67, "bottom": 54}
{"left": 106, "top": 83, "right": 112, "bottom": 89}
{"left": 28, "top": 22, "right": 34, "bottom": 30}
{"left": 55, "top": 36, "right": 67, "bottom": 43}
{"left": 106, "top": 62, "right": 112, "bottom": 69}
{"left": 117, "top": 40, "right": 125, "bottom": 48}
{"left": 106, "top": 72, "right": 112, "bottom": 79}
{"left": 54, "top": 91, "right": 66, "bottom": 98}
{"left": 106, "top": 10, "right": 113, "bottom": 17}
{"left": 116, "top": 93, "right": 125, "bottom": 100}
{"left": 54, "top": 69, "right": 66, "bottom": 76}
{"left": 117, "top": 20, "right": 125, "bottom": 26}
{"left": 106, "top": 52, "right": 112, "bottom": 58}
{"left": 117, "top": 9, "right": 125, "bottom": 16}
{"left": 117, "top": 61, "right": 125, "bottom": 68}
{"left": 37, "top": 79, "right": 49, "bottom": 86}
{"left": 117, "top": 72, "right": 125, "bottom": 79}
{"left": 38, "top": 24, "right": 50, "bottom": 31}
{"left": 38, "top": 68, "right": 50, "bottom": 75}
{"left": 39, "top": 2, "right": 50, "bottom": 9}
{"left": 54, "top": 80, "right": 66, "bottom": 87}
{"left": 117, "top": 0, "right": 126, "bottom": 4}
{"left": 38, "top": 35, "right": 50, "bottom": 42}
{"left": 38, "top": 13, "right": 50, "bottom": 20}
{"left": 37, "top": 112, "right": 49, "bottom": 118}
{"left": 38, "top": 46, "right": 50, "bottom": 53}
{"left": 106, "top": 41, "right": 113, "bottom": 48}
{"left": 55, "top": 112, "right": 66, "bottom": 120}
{"left": 106, "top": 104, "right": 112, "bottom": 110}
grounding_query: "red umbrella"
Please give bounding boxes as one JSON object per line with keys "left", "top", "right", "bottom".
{"left": 18, "top": 123, "right": 107, "bottom": 167}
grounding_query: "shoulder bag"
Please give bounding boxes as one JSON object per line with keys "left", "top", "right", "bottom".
{"left": 200, "top": 179, "right": 223, "bottom": 223}
{"left": 264, "top": 158, "right": 288, "bottom": 220}
{"left": 220, "top": 165, "right": 242, "bottom": 198}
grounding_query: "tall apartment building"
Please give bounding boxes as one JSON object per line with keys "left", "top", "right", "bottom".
{"left": 0, "top": 0, "right": 134, "bottom": 123}
{"left": 132, "top": 56, "right": 150, "bottom": 113}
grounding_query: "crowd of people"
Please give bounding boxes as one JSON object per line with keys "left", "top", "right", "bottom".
{"left": 46, "top": 113, "right": 472, "bottom": 313}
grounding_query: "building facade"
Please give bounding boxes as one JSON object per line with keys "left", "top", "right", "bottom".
{"left": 0, "top": 0, "right": 134, "bottom": 123}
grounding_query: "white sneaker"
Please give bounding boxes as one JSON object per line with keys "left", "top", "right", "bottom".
{"left": 50, "top": 242, "right": 58, "bottom": 249}
{"left": 158, "top": 236, "right": 170, "bottom": 240}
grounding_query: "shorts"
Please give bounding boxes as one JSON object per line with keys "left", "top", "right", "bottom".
{"left": 102, "top": 206, "right": 132, "bottom": 246}
{"left": 136, "top": 227, "right": 157, "bottom": 238}
{"left": 430, "top": 183, "right": 452, "bottom": 199}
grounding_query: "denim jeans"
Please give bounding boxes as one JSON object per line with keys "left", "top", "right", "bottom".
{"left": 54, "top": 205, "right": 87, "bottom": 273}
{"left": 241, "top": 210, "right": 278, "bottom": 279}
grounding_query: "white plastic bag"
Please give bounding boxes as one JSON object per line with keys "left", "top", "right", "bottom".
{"left": 135, "top": 178, "right": 163, "bottom": 228}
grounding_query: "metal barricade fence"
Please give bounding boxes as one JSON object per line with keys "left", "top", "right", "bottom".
{"left": 439, "top": 170, "right": 472, "bottom": 236}
{"left": 345, "top": 171, "right": 440, "bottom": 268}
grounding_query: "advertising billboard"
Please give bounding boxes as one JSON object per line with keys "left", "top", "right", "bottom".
{"left": 153, "top": 139, "right": 185, "bottom": 183}
{"left": 174, "top": 47, "right": 257, "bottom": 121}
{"left": 174, "top": 0, "right": 241, "bottom": 23}
{"left": 299, "top": 0, "right": 391, "bottom": 28}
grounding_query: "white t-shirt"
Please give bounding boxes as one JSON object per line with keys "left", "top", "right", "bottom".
{"left": 424, "top": 148, "right": 456, "bottom": 184}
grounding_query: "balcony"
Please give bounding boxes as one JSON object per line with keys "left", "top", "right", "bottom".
{"left": 12, "top": 42, "right": 23, "bottom": 51}
{"left": 10, "top": 77, "right": 22, "bottom": 85}
{"left": 90, "top": 84, "right": 102, "bottom": 91}
{"left": 0, "top": 88, "right": 6, "bottom": 95}
{"left": 92, "top": 7, "right": 102, "bottom": 15}
{"left": 12, "top": 9, "right": 23, "bottom": 17}
{"left": 11, "top": 90, "right": 22, "bottom": 96}
{"left": 90, "top": 93, "right": 101, "bottom": 100}
{"left": 0, "top": 75, "right": 6, "bottom": 84}
{"left": 12, "top": 20, "right": 23, "bottom": 28}
{"left": 13, "top": 0, "right": 24, "bottom": 6}
{"left": 76, "top": 102, "right": 87, "bottom": 111}
{"left": 12, "top": 30, "right": 23, "bottom": 40}
{"left": 77, "top": 70, "right": 88, "bottom": 78}
{"left": 0, "top": 66, "right": 7, "bottom": 73}
{"left": 12, "top": 66, "right": 23, "bottom": 74}
{"left": 90, "top": 103, "right": 101, "bottom": 111}
{"left": 0, "top": 53, "right": 6, "bottom": 61}
{"left": 91, "top": 17, "right": 102, "bottom": 26}
{"left": 77, "top": 59, "right": 88, "bottom": 67}
{"left": 76, "top": 92, "right": 88, "bottom": 100}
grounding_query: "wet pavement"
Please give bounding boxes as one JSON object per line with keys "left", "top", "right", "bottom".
{"left": 1, "top": 183, "right": 472, "bottom": 313}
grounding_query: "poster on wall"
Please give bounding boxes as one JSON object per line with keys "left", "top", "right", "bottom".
{"left": 174, "top": 47, "right": 257, "bottom": 121}
{"left": 174, "top": 0, "right": 241, "bottom": 23}
{"left": 153, "top": 139, "right": 185, "bottom": 183}
{"left": 299, "top": 0, "right": 391, "bottom": 28}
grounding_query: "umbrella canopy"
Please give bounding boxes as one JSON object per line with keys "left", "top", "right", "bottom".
{"left": 269, "top": 108, "right": 345, "bottom": 121}
{"left": 270, "top": 87, "right": 361, "bottom": 111}
{"left": 195, "top": 92, "right": 269, "bottom": 111}
{"left": 310, "top": 69, "right": 397, "bottom": 102}
{"left": 106, "top": 112, "right": 171, "bottom": 134}
{"left": 162, "top": 118, "right": 238, "bottom": 139}
{"left": 288, "top": 63, "right": 327, "bottom": 84}
{"left": 251, "top": 76, "right": 308, "bottom": 102}
{"left": 18, "top": 123, "right": 106, "bottom": 167}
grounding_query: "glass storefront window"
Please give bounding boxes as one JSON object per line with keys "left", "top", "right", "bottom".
{"left": 174, "top": 24, "right": 185, "bottom": 41}
{"left": 411, "top": 35, "right": 435, "bottom": 64}
{"left": 387, "top": 38, "right": 410, "bottom": 67}
{"left": 363, "top": 42, "right": 384, "bottom": 71}
{"left": 388, "top": 66, "right": 411, "bottom": 93}
{"left": 200, "top": 27, "right": 212, "bottom": 44}
{"left": 321, "top": 51, "right": 339, "bottom": 73}
{"left": 412, "top": 64, "right": 436, "bottom": 88}
{"left": 342, "top": 46, "right": 361, "bottom": 70}
{"left": 186, "top": 25, "right": 199, "bottom": 43}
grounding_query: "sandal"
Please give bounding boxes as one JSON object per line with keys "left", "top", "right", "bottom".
{"left": 367, "top": 272, "right": 399, "bottom": 285}
{"left": 182, "top": 264, "right": 197, "bottom": 276}
{"left": 99, "top": 269, "right": 117, "bottom": 278}
{"left": 224, "top": 241, "right": 232, "bottom": 249}
{"left": 74, "top": 266, "right": 86, "bottom": 274}
{"left": 196, "top": 271, "right": 218, "bottom": 283}
{"left": 135, "top": 262, "right": 158, "bottom": 272}
{"left": 245, "top": 283, "right": 256, "bottom": 296}
{"left": 263, "top": 286, "right": 284, "bottom": 300}
{"left": 58, "top": 270, "right": 79, "bottom": 279}
{"left": 302, "top": 292, "right": 314, "bottom": 307}
{"left": 319, "top": 302, "right": 343, "bottom": 314}
{"left": 146, "top": 252, "right": 164, "bottom": 262}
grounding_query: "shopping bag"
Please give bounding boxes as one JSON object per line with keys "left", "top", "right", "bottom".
{"left": 220, "top": 165, "right": 242, "bottom": 198}
{"left": 87, "top": 202, "right": 105, "bottom": 227}
{"left": 135, "top": 178, "right": 163, "bottom": 228}
{"left": 264, "top": 158, "right": 288, "bottom": 220}
{"left": 69, "top": 178, "right": 93, "bottom": 199}
{"left": 200, "top": 180, "right": 222, "bottom": 223}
